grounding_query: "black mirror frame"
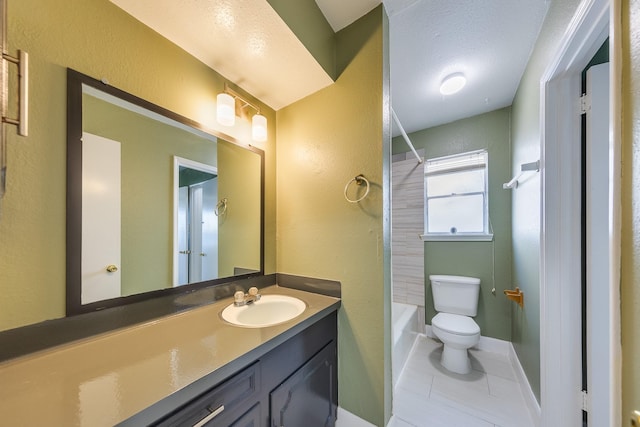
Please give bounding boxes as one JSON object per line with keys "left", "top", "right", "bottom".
{"left": 66, "top": 68, "right": 265, "bottom": 316}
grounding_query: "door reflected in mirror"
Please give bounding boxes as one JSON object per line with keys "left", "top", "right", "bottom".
{"left": 67, "top": 69, "right": 264, "bottom": 315}
{"left": 174, "top": 157, "right": 219, "bottom": 286}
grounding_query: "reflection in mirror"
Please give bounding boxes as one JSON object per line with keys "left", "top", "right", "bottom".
{"left": 67, "top": 69, "right": 264, "bottom": 315}
{"left": 174, "top": 157, "right": 219, "bottom": 286}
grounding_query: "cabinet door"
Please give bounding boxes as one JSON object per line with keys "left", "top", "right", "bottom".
{"left": 270, "top": 342, "right": 337, "bottom": 427}
{"left": 228, "top": 403, "right": 261, "bottom": 427}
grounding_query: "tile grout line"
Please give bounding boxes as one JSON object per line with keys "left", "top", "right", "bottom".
{"left": 396, "top": 335, "right": 534, "bottom": 427}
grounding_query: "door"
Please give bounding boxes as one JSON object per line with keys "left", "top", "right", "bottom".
{"left": 228, "top": 404, "right": 260, "bottom": 427}
{"left": 81, "top": 132, "right": 121, "bottom": 304}
{"left": 173, "top": 157, "right": 218, "bottom": 286}
{"left": 270, "top": 342, "right": 337, "bottom": 427}
{"left": 584, "top": 61, "right": 611, "bottom": 426}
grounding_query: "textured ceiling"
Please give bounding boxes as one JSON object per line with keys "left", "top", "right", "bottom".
{"left": 316, "top": 0, "right": 548, "bottom": 135}
{"left": 111, "top": 0, "right": 548, "bottom": 136}
{"left": 110, "top": 0, "right": 334, "bottom": 111}
{"left": 314, "top": 0, "right": 381, "bottom": 32}
{"left": 387, "top": 0, "right": 549, "bottom": 134}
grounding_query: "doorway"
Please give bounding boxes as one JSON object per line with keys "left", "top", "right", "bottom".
{"left": 173, "top": 157, "right": 219, "bottom": 286}
{"left": 540, "top": 0, "right": 621, "bottom": 424}
{"left": 581, "top": 42, "right": 610, "bottom": 427}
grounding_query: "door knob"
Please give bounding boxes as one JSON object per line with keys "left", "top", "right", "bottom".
{"left": 106, "top": 264, "right": 118, "bottom": 273}
{"left": 631, "top": 410, "right": 640, "bottom": 426}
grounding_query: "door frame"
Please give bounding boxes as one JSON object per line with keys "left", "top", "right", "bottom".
{"left": 539, "top": 0, "right": 621, "bottom": 425}
{"left": 172, "top": 156, "right": 218, "bottom": 287}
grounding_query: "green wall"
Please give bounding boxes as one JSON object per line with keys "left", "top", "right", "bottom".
{"left": 266, "top": 0, "right": 336, "bottom": 79}
{"left": 217, "top": 142, "right": 262, "bottom": 277}
{"left": 276, "top": 6, "right": 392, "bottom": 426}
{"left": 83, "top": 94, "right": 261, "bottom": 293}
{"left": 510, "top": 0, "right": 582, "bottom": 403}
{"left": 84, "top": 94, "right": 218, "bottom": 296}
{"left": 622, "top": 0, "right": 640, "bottom": 418}
{"left": 0, "top": 0, "right": 276, "bottom": 332}
{"left": 392, "top": 107, "right": 513, "bottom": 341}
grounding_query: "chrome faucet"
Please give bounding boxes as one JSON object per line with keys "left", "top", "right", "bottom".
{"left": 233, "top": 287, "right": 261, "bottom": 306}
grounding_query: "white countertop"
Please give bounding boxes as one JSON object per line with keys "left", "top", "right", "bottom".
{"left": 0, "top": 286, "right": 340, "bottom": 426}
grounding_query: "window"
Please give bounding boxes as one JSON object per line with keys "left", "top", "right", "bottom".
{"left": 422, "top": 150, "right": 492, "bottom": 241}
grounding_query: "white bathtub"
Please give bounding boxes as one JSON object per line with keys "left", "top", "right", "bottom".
{"left": 392, "top": 302, "right": 420, "bottom": 386}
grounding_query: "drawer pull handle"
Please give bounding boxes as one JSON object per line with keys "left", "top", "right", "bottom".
{"left": 193, "top": 405, "right": 224, "bottom": 427}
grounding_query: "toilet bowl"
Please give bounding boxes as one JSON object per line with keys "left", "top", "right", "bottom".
{"left": 430, "top": 275, "right": 481, "bottom": 375}
{"left": 431, "top": 312, "right": 480, "bottom": 374}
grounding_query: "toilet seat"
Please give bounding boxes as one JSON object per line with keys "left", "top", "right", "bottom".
{"left": 432, "top": 312, "right": 480, "bottom": 336}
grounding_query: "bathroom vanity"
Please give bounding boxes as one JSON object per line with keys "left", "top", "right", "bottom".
{"left": 0, "top": 284, "right": 340, "bottom": 426}
{"left": 131, "top": 302, "right": 337, "bottom": 427}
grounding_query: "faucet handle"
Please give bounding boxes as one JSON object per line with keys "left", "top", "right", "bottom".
{"left": 234, "top": 291, "right": 245, "bottom": 304}
{"left": 248, "top": 286, "right": 259, "bottom": 296}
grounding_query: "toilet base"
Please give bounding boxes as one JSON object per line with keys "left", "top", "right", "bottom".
{"left": 440, "top": 345, "right": 472, "bottom": 375}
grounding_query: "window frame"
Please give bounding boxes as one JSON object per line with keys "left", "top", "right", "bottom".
{"left": 421, "top": 149, "right": 493, "bottom": 242}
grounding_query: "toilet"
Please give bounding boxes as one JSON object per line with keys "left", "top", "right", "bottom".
{"left": 429, "top": 275, "right": 481, "bottom": 375}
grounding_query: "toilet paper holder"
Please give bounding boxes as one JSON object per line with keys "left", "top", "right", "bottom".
{"left": 504, "top": 287, "right": 524, "bottom": 308}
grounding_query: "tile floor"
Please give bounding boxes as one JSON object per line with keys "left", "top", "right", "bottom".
{"left": 391, "top": 335, "right": 535, "bottom": 427}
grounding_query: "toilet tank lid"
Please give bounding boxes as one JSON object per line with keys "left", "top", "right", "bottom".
{"left": 429, "top": 275, "right": 481, "bottom": 285}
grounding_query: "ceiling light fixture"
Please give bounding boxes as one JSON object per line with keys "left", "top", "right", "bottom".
{"left": 216, "top": 83, "right": 267, "bottom": 142}
{"left": 439, "top": 73, "right": 466, "bottom": 95}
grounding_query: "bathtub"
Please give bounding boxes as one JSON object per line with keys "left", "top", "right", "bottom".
{"left": 392, "top": 302, "right": 420, "bottom": 386}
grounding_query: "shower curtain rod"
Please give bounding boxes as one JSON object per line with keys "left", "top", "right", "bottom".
{"left": 392, "top": 108, "right": 423, "bottom": 164}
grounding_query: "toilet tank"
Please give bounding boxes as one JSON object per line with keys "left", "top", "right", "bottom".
{"left": 430, "top": 275, "right": 481, "bottom": 316}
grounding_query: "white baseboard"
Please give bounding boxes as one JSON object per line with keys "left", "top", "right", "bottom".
{"left": 425, "top": 324, "right": 434, "bottom": 338}
{"left": 335, "top": 407, "right": 376, "bottom": 427}
{"left": 400, "top": 328, "right": 540, "bottom": 425}
{"left": 509, "top": 343, "right": 541, "bottom": 426}
{"left": 424, "top": 325, "right": 511, "bottom": 355}
{"left": 475, "top": 334, "right": 511, "bottom": 355}
{"left": 386, "top": 415, "right": 401, "bottom": 426}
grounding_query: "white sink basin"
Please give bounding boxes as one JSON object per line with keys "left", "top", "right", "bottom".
{"left": 221, "top": 294, "right": 306, "bottom": 328}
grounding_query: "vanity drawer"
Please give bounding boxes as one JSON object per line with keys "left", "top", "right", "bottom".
{"left": 154, "top": 361, "right": 261, "bottom": 427}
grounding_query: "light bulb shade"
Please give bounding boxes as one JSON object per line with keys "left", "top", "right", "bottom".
{"left": 439, "top": 73, "right": 466, "bottom": 95}
{"left": 252, "top": 114, "right": 267, "bottom": 142}
{"left": 217, "top": 93, "right": 235, "bottom": 126}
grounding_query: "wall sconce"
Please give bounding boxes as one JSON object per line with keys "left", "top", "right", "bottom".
{"left": 216, "top": 83, "right": 267, "bottom": 143}
{"left": 252, "top": 113, "right": 267, "bottom": 142}
{"left": 216, "top": 92, "right": 235, "bottom": 126}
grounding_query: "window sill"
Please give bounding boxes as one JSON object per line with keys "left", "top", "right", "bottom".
{"left": 420, "top": 233, "right": 494, "bottom": 242}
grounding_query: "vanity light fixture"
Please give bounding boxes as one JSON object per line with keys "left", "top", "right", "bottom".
{"left": 252, "top": 113, "right": 267, "bottom": 142}
{"left": 439, "top": 73, "right": 466, "bottom": 95}
{"left": 216, "top": 92, "right": 235, "bottom": 126}
{"left": 216, "top": 83, "right": 268, "bottom": 142}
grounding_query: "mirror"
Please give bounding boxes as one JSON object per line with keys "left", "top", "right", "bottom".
{"left": 67, "top": 69, "right": 264, "bottom": 315}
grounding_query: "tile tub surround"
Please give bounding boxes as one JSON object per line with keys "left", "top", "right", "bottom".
{"left": 394, "top": 335, "right": 535, "bottom": 427}
{"left": 0, "top": 286, "right": 340, "bottom": 426}
{"left": 392, "top": 152, "right": 425, "bottom": 307}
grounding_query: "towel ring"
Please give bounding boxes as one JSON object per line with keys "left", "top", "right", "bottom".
{"left": 214, "top": 198, "right": 228, "bottom": 216}
{"left": 344, "top": 174, "right": 370, "bottom": 203}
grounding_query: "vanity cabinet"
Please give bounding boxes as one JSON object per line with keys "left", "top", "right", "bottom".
{"left": 155, "top": 362, "right": 260, "bottom": 427}
{"left": 148, "top": 312, "right": 337, "bottom": 427}
{"left": 270, "top": 341, "right": 336, "bottom": 427}
{"left": 229, "top": 404, "right": 261, "bottom": 427}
